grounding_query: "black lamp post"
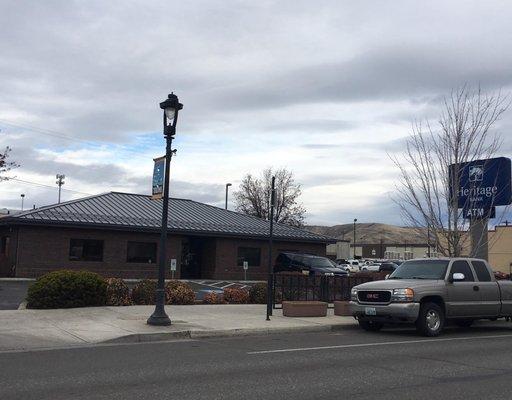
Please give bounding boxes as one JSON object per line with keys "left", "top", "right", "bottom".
{"left": 353, "top": 218, "right": 357, "bottom": 259}
{"left": 147, "top": 92, "right": 183, "bottom": 327}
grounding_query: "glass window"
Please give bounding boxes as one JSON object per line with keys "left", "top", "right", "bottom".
{"left": 450, "top": 260, "right": 475, "bottom": 282}
{"left": 127, "top": 242, "right": 157, "bottom": 263}
{"left": 472, "top": 261, "right": 492, "bottom": 282}
{"left": 237, "top": 247, "right": 261, "bottom": 267}
{"left": 389, "top": 260, "right": 449, "bottom": 280}
{"left": 69, "top": 239, "right": 103, "bottom": 262}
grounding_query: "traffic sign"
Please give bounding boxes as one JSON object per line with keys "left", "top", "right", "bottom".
{"left": 170, "top": 259, "right": 177, "bottom": 271}
{"left": 243, "top": 261, "right": 248, "bottom": 270}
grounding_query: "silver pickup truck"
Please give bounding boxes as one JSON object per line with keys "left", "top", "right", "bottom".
{"left": 349, "top": 258, "right": 512, "bottom": 336}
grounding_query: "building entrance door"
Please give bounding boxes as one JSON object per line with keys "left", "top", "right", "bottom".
{"left": 180, "top": 237, "right": 203, "bottom": 279}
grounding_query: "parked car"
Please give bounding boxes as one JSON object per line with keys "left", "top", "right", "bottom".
{"left": 339, "top": 263, "right": 359, "bottom": 273}
{"left": 378, "top": 262, "right": 399, "bottom": 272}
{"left": 360, "top": 264, "right": 381, "bottom": 272}
{"left": 350, "top": 258, "right": 512, "bottom": 336}
{"left": 274, "top": 252, "right": 348, "bottom": 276}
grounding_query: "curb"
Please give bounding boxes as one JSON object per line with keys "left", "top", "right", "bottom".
{"left": 100, "top": 323, "right": 355, "bottom": 344}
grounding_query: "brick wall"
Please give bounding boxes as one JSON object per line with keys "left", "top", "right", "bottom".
{"left": 213, "top": 237, "right": 326, "bottom": 280}
{"left": 14, "top": 225, "right": 184, "bottom": 279}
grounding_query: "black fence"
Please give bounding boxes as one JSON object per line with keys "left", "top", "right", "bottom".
{"left": 272, "top": 273, "right": 378, "bottom": 309}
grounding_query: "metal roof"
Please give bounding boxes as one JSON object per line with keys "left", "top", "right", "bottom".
{"left": 1, "top": 192, "right": 334, "bottom": 243}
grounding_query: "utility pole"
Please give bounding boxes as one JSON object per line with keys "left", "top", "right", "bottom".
{"left": 266, "top": 176, "right": 276, "bottom": 321}
{"left": 56, "top": 174, "right": 65, "bottom": 204}
{"left": 225, "top": 183, "right": 232, "bottom": 210}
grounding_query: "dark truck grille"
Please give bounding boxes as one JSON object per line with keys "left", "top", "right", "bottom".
{"left": 358, "top": 290, "right": 391, "bottom": 303}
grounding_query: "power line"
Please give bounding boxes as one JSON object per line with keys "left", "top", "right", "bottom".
{"left": 4, "top": 176, "right": 93, "bottom": 196}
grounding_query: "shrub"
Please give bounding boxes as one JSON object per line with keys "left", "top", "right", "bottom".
{"left": 223, "top": 287, "right": 249, "bottom": 304}
{"left": 131, "top": 279, "right": 156, "bottom": 305}
{"left": 105, "top": 278, "right": 132, "bottom": 306}
{"left": 26, "top": 270, "right": 107, "bottom": 309}
{"left": 165, "top": 280, "right": 195, "bottom": 305}
{"left": 202, "top": 291, "right": 226, "bottom": 304}
{"left": 249, "top": 282, "right": 267, "bottom": 304}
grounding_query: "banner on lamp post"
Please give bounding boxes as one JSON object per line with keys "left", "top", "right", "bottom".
{"left": 152, "top": 156, "right": 165, "bottom": 200}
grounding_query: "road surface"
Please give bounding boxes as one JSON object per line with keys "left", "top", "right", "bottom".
{"left": 1, "top": 323, "right": 512, "bottom": 399}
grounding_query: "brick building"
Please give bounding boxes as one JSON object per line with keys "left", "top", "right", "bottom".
{"left": 0, "top": 192, "right": 333, "bottom": 279}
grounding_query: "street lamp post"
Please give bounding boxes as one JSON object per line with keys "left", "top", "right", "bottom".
{"left": 353, "top": 218, "right": 357, "bottom": 259}
{"left": 147, "top": 92, "right": 183, "bottom": 327}
{"left": 20, "top": 194, "right": 25, "bottom": 211}
{"left": 225, "top": 183, "right": 232, "bottom": 210}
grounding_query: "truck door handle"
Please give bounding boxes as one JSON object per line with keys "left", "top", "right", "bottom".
{"left": 473, "top": 286, "right": 479, "bottom": 291}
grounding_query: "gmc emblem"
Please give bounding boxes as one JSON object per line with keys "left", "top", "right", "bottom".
{"left": 367, "top": 294, "right": 379, "bottom": 299}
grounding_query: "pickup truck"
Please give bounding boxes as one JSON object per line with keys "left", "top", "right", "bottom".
{"left": 349, "top": 258, "right": 512, "bottom": 336}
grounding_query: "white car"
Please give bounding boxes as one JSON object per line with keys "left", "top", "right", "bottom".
{"left": 360, "top": 263, "right": 381, "bottom": 272}
{"left": 338, "top": 263, "right": 359, "bottom": 273}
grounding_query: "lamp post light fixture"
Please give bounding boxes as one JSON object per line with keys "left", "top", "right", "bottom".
{"left": 147, "top": 92, "right": 183, "bottom": 327}
{"left": 353, "top": 218, "right": 357, "bottom": 259}
{"left": 225, "top": 183, "right": 232, "bottom": 210}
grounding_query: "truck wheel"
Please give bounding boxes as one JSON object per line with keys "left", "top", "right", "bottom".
{"left": 454, "top": 319, "right": 473, "bottom": 328}
{"left": 358, "top": 320, "right": 383, "bottom": 332}
{"left": 416, "top": 302, "right": 444, "bottom": 337}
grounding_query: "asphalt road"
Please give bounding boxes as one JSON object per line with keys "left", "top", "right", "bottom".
{"left": 2, "top": 323, "right": 512, "bottom": 399}
{"left": 0, "top": 280, "right": 30, "bottom": 309}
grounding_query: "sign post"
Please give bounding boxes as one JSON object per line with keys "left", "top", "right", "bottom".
{"left": 449, "top": 157, "right": 512, "bottom": 260}
{"left": 170, "top": 258, "right": 177, "bottom": 279}
{"left": 243, "top": 261, "right": 248, "bottom": 281}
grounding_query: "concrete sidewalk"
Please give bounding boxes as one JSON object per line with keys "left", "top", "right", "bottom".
{"left": 0, "top": 305, "right": 356, "bottom": 351}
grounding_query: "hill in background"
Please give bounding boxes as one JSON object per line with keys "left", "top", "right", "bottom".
{"left": 306, "top": 223, "right": 426, "bottom": 244}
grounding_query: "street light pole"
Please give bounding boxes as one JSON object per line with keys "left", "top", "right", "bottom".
{"left": 225, "top": 183, "right": 232, "bottom": 210}
{"left": 266, "top": 176, "right": 276, "bottom": 321}
{"left": 147, "top": 92, "right": 183, "bottom": 327}
{"left": 20, "top": 194, "right": 25, "bottom": 211}
{"left": 353, "top": 218, "right": 357, "bottom": 259}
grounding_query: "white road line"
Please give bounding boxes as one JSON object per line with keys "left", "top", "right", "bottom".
{"left": 247, "top": 333, "right": 512, "bottom": 355}
{"left": 221, "top": 283, "right": 239, "bottom": 289}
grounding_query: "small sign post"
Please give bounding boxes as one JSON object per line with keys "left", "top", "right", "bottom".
{"left": 243, "top": 261, "right": 248, "bottom": 281}
{"left": 170, "top": 258, "right": 177, "bottom": 279}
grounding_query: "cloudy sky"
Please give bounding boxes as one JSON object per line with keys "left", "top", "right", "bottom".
{"left": 1, "top": 0, "right": 511, "bottom": 225}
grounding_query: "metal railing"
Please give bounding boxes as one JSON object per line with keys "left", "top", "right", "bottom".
{"left": 272, "top": 273, "right": 379, "bottom": 309}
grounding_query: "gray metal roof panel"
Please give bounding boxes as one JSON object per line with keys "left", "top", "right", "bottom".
{"left": 5, "top": 192, "right": 334, "bottom": 242}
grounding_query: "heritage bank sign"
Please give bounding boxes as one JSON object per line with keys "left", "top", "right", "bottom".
{"left": 449, "top": 157, "right": 512, "bottom": 219}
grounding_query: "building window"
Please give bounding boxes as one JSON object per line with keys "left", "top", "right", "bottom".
{"left": 1, "top": 236, "right": 9, "bottom": 256}
{"left": 69, "top": 239, "right": 104, "bottom": 262}
{"left": 237, "top": 247, "right": 261, "bottom": 267}
{"left": 127, "top": 241, "right": 157, "bottom": 263}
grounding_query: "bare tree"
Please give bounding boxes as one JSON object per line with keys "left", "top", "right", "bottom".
{"left": 234, "top": 167, "right": 306, "bottom": 227}
{"left": 392, "top": 86, "right": 509, "bottom": 257}
{"left": 0, "top": 146, "right": 18, "bottom": 181}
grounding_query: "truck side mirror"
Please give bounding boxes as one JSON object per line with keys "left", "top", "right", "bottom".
{"left": 450, "top": 272, "right": 465, "bottom": 283}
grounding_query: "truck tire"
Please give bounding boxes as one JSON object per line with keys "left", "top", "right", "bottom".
{"left": 454, "top": 319, "right": 473, "bottom": 328}
{"left": 416, "top": 302, "right": 444, "bottom": 337}
{"left": 358, "top": 320, "right": 383, "bottom": 332}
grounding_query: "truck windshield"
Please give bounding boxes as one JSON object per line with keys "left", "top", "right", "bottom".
{"left": 388, "top": 260, "right": 449, "bottom": 280}
{"left": 309, "top": 257, "right": 336, "bottom": 268}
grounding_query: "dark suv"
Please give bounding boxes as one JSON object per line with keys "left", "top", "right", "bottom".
{"left": 274, "top": 252, "right": 348, "bottom": 276}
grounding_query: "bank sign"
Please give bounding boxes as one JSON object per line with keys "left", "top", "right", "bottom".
{"left": 449, "top": 157, "right": 512, "bottom": 212}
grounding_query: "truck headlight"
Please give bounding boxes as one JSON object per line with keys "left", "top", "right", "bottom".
{"left": 391, "top": 288, "right": 414, "bottom": 302}
{"left": 351, "top": 288, "right": 358, "bottom": 301}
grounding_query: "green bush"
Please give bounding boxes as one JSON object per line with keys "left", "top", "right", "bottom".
{"left": 131, "top": 279, "right": 156, "bottom": 305}
{"left": 249, "top": 282, "right": 267, "bottom": 304}
{"left": 165, "top": 280, "right": 195, "bottom": 305}
{"left": 106, "top": 278, "right": 132, "bottom": 306}
{"left": 223, "top": 287, "right": 249, "bottom": 304}
{"left": 26, "top": 270, "right": 107, "bottom": 309}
